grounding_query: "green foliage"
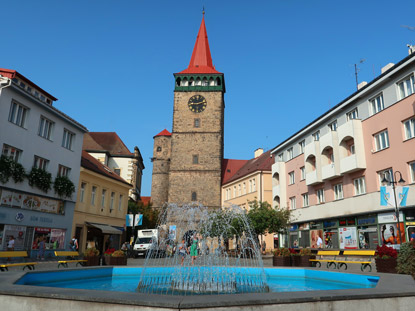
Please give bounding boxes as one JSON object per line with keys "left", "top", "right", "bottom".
{"left": 397, "top": 240, "right": 415, "bottom": 278}
{"left": 128, "top": 200, "right": 158, "bottom": 229}
{"left": 0, "top": 155, "right": 25, "bottom": 184}
{"left": 28, "top": 167, "right": 52, "bottom": 192}
{"left": 201, "top": 208, "right": 249, "bottom": 240}
{"left": 299, "top": 248, "right": 313, "bottom": 256}
{"left": 53, "top": 175, "right": 75, "bottom": 198}
{"left": 83, "top": 247, "right": 100, "bottom": 257}
{"left": 247, "top": 200, "right": 291, "bottom": 238}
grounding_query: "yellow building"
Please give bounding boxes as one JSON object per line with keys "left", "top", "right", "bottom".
{"left": 73, "top": 151, "right": 131, "bottom": 254}
{"left": 221, "top": 149, "right": 275, "bottom": 252}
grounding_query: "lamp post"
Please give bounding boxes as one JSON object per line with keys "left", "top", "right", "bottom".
{"left": 382, "top": 171, "right": 406, "bottom": 245}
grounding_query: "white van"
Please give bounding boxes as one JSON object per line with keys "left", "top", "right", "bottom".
{"left": 133, "top": 229, "right": 158, "bottom": 257}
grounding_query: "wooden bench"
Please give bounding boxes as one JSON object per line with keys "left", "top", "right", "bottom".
{"left": 54, "top": 251, "right": 87, "bottom": 268}
{"left": 334, "top": 250, "right": 375, "bottom": 272}
{"left": 309, "top": 250, "right": 340, "bottom": 269}
{"left": 0, "top": 251, "right": 37, "bottom": 272}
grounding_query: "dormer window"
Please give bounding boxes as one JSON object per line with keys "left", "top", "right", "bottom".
{"left": 157, "top": 146, "right": 162, "bottom": 152}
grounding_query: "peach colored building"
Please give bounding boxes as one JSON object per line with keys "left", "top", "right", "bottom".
{"left": 271, "top": 49, "right": 415, "bottom": 250}
{"left": 222, "top": 149, "right": 276, "bottom": 251}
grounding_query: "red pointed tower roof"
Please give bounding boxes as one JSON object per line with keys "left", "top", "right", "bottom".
{"left": 154, "top": 129, "right": 171, "bottom": 138}
{"left": 177, "top": 13, "right": 221, "bottom": 74}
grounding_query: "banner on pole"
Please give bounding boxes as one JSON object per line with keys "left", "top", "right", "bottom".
{"left": 126, "top": 214, "right": 134, "bottom": 227}
{"left": 134, "top": 214, "right": 143, "bottom": 227}
{"left": 380, "top": 186, "right": 395, "bottom": 207}
{"left": 397, "top": 186, "right": 409, "bottom": 207}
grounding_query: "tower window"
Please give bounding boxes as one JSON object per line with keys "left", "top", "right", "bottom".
{"left": 216, "top": 77, "right": 221, "bottom": 86}
{"left": 176, "top": 77, "right": 181, "bottom": 86}
{"left": 194, "top": 118, "right": 200, "bottom": 128}
{"left": 192, "top": 155, "right": 199, "bottom": 164}
{"left": 157, "top": 146, "right": 162, "bottom": 152}
{"left": 191, "top": 192, "right": 197, "bottom": 201}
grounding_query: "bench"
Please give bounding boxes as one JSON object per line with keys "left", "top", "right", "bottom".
{"left": 309, "top": 250, "right": 340, "bottom": 269}
{"left": 54, "top": 251, "right": 87, "bottom": 268}
{"left": 334, "top": 250, "right": 375, "bottom": 272}
{"left": 0, "top": 251, "right": 37, "bottom": 272}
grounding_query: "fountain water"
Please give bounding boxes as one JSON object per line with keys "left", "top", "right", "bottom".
{"left": 137, "top": 203, "right": 269, "bottom": 295}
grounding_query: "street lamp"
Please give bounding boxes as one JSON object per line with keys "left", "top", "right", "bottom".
{"left": 381, "top": 171, "right": 406, "bottom": 245}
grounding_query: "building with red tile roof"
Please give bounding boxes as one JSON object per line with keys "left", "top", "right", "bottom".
{"left": 83, "top": 132, "right": 144, "bottom": 201}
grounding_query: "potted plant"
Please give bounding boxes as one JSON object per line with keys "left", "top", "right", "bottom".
{"left": 297, "top": 248, "right": 315, "bottom": 267}
{"left": 397, "top": 240, "right": 415, "bottom": 278}
{"left": 272, "top": 248, "right": 292, "bottom": 266}
{"left": 103, "top": 248, "right": 115, "bottom": 265}
{"left": 375, "top": 244, "right": 398, "bottom": 273}
{"left": 110, "top": 250, "right": 128, "bottom": 266}
{"left": 83, "top": 247, "right": 100, "bottom": 266}
{"left": 290, "top": 248, "right": 302, "bottom": 266}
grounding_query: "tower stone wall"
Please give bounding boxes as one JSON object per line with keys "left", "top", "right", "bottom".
{"left": 150, "top": 135, "right": 171, "bottom": 209}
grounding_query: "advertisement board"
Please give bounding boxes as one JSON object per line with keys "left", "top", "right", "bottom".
{"left": 339, "top": 227, "right": 358, "bottom": 249}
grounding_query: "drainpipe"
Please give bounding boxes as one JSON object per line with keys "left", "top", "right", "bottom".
{"left": 259, "top": 172, "right": 262, "bottom": 202}
{"left": 0, "top": 76, "right": 12, "bottom": 90}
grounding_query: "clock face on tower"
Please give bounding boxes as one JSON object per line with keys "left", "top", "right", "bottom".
{"left": 188, "top": 95, "right": 207, "bottom": 113}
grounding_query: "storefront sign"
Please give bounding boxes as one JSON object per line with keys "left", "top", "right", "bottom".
{"left": 323, "top": 220, "right": 337, "bottom": 228}
{"left": 357, "top": 216, "right": 376, "bottom": 226}
{"left": 15, "top": 212, "right": 24, "bottom": 222}
{"left": 298, "top": 223, "right": 309, "bottom": 230}
{"left": 339, "top": 227, "right": 358, "bottom": 249}
{"left": 289, "top": 224, "right": 298, "bottom": 231}
{"left": 310, "top": 222, "right": 321, "bottom": 229}
{"left": 406, "top": 222, "right": 415, "bottom": 225}
{"left": 378, "top": 212, "right": 404, "bottom": 224}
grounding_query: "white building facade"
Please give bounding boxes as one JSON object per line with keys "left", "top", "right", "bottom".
{"left": 0, "top": 69, "right": 87, "bottom": 257}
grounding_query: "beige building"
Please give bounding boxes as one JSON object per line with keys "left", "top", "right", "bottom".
{"left": 221, "top": 149, "right": 275, "bottom": 251}
{"left": 73, "top": 151, "right": 131, "bottom": 254}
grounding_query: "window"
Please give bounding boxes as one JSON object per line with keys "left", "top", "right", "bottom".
{"left": 191, "top": 192, "right": 197, "bottom": 201}
{"left": 114, "top": 168, "right": 121, "bottom": 175}
{"left": 347, "top": 108, "right": 358, "bottom": 120}
{"left": 312, "top": 131, "right": 320, "bottom": 141}
{"left": 9, "top": 101, "right": 28, "bottom": 127}
{"left": 156, "top": 146, "right": 162, "bottom": 152}
{"left": 192, "top": 155, "right": 199, "bottom": 164}
{"left": 62, "top": 129, "right": 75, "bottom": 150}
{"left": 289, "top": 171, "right": 295, "bottom": 185}
{"left": 233, "top": 186, "right": 236, "bottom": 197}
{"left": 397, "top": 74, "right": 415, "bottom": 99}
{"left": 33, "top": 156, "right": 49, "bottom": 170}
{"left": 194, "top": 118, "right": 200, "bottom": 128}
{"left": 80, "top": 183, "right": 86, "bottom": 203}
{"left": 302, "top": 193, "right": 309, "bottom": 207}
{"left": 299, "top": 140, "right": 305, "bottom": 154}
{"left": 334, "top": 184, "right": 343, "bottom": 200}
{"left": 410, "top": 162, "right": 415, "bottom": 183}
{"left": 278, "top": 153, "right": 283, "bottom": 162}
{"left": 58, "top": 164, "right": 70, "bottom": 177}
{"left": 328, "top": 120, "right": 338, "bottom": 131}
{"left": 370, "top": 93, "right": 384, "bottom": 115}
{"left": 2, "top": 144, "right": 22, "bottom": 162}
{"left": 403, "top": 117, "right": 415, "bottom": 140}
{"left": 118, "top": 195, "right": 123, "bottom": 211}
{"left": 287, "top": 147, "right": 293, "bottom": 160}
{"left": 300, "top": 166, "right": 306, "bottom": 180}
{"left": 101, "top": 189, "right": 107, "bottom": 210}
{"left": 243, "top": 182, "right": 246, "bottom": 194}
{"left": 91, "top": 186, "right": 97, "bottom": 205}
{"left": 38, "top": 116, "right": 54, "bottom": 140}
{"left": 249, "top": 180, "right": 252, "bottom": 192}
{"left": 354, "top": 177, "right": 366, "bottom": 195}
{"left": 349, "top": 144, "right": 355, "bottom": 155}
{"left": 252, "top": 179, "right": 256, "bottom": 191}
{"left": 110, "top": 192, "right": 115, "bottom": 212}
{"left": 238, "top": 184, "right": 241, "bottom": 196}
{"left": 290, "top": 197, "right": 296, "bottom": 210}
{"left": 374, "top": 130, "right": 389, "bottom": 151}
{"left": 317, "top": 189, "right": 325, "bottom": 204}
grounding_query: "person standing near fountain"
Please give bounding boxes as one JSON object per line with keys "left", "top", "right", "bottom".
{"left": 190, "top": 236, "right": 198, "bottom": 265}
{"left": 179, "top": 239, "right": 188, "bottom": 265}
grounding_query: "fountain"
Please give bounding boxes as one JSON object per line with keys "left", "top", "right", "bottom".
{"left": 136, "top": 203, "right": 269, "bottom": 295}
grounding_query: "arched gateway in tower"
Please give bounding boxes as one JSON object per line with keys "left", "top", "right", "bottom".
{"left": 151, "top": 14, "right": 225, "bottom": 210}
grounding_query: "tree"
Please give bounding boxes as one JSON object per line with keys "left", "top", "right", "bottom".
{"left": 247, "top": 200, "right": 290, "bottom": 244}
{"left": 127, "top": 200, "right": 159, "bottom": 243}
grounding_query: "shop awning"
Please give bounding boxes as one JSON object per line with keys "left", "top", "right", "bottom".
{"left": 87, "top": 222, "right": 122, "bottom": 235}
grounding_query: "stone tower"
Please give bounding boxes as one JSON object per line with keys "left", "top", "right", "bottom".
{"left": 150, "top": 129, "right": 171, "bottom": 209}
{"left": 151, "top": 13, "right": 225, "bottom": 210}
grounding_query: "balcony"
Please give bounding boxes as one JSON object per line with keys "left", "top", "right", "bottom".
{"left": 321, "top": 163, "right": 339, "bottom": 180}
{"left": 306, "top": 170, "right": 321, "bottom": 186}
{"left": 273, "top": 185, "right": 280, "bottom": 197}
{"left": 340, "top": 154, "right": 366, "bottom": 174}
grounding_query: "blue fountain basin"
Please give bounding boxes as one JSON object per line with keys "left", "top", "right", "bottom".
{"left": 16, "top": 267, "right": 379, "bottom": 294}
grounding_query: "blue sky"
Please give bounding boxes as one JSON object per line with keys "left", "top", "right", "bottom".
{"left": 2, "top": 1, "right": 415, "bottom": 196}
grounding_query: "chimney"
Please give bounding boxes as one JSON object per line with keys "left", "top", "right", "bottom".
{"left": 408, "top": 44, "right": 415, "bottom": 55}
{"left": 381, "top": 63, "right": 395, "bottom": 74}
{"left": 357, "top": 81, "right": 367, "bottom": 90}
{"left": 254, "top": 148, "right": 264, "bottom": 158}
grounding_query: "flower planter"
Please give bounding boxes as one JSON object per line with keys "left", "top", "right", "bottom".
{"left": 104, "top": 256, "right": 127, "bottom": 266}
{"left": 291, "top": 256, "right": 301, "bottom": 266}
{"left": 375, "top": 257, "right": 397, "bottom": 273}
{"left": 273, "top": 256, "right": 291, "bottom": 266}
{"left": 84, "top": 256, "right": 100, "bottom": 266}
{"left": 299, "top": 255, "right": 315, "bottom": 267}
